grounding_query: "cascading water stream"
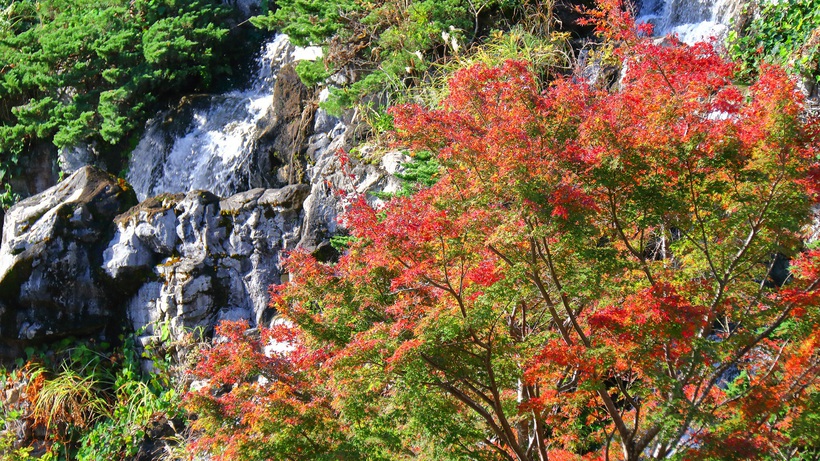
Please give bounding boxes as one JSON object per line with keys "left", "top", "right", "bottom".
{"left": 127, "top": 35, "right": 321, "bottom": 201}
{"left": 638, "top": 0, "right": 741, "bottom": 44}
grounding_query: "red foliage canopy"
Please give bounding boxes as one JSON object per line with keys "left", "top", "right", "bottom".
{"left": 187, "top": 7, "right": 820, "bottom": 460}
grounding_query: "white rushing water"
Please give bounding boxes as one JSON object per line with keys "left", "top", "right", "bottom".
{"left": 638, "top": 0, "right": 740, "bottom": 45}
{"left": 127, "top": 35, "right": 322, "bottom": 201}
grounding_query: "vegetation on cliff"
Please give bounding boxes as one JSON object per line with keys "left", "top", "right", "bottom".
{"left": 729, "top": 0, "right": 820, "bottom": 94}
{"left": 251, "top": 0, "right": 581, "bottom": 117}
{"left": 1, "top": 333, "right": 185, "bottom": 460}
{"left": 0, "top": 0, "right": 242, "bottom": 206}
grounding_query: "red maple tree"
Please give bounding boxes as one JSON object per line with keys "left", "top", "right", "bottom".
{"left": 186, "top": 6, "right": 820, "bottom": 460}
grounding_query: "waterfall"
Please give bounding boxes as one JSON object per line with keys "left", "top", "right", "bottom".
{"left": 638, "top": 0, "right": 741, "bottom": 45}
{"left": 127, "top": 35, "right": 321, "bottom": 201}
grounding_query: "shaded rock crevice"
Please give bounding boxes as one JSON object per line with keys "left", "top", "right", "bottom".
{"left": 253, "top": 62, "right": 317, "bottom": 188}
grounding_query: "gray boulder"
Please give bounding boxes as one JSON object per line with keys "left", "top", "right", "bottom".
{"left": 0, "top": 166, "right": 136, "bottom": 357}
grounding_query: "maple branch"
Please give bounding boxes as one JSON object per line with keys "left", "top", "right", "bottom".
{"left": 643, "top": 52, "right": 679, "bottom": 97}
{"left": 488, "top": 243, "right": 517, "bottom": 268}
{"left": 724, "top": 169, "right": 785, "bottom": 281}
{"left": 681, "top": 159, "right": 720, "bottom": 281}
{"left": 606, "top": 187, "right": 656, "bottom": 286}
{"left": 483, "top": 438, "right": 516, "bottom": 461}
{"left": 484, "top": 341, "right": 530, "bottom": 461}
{"left": 596, "top": 383, "right": 634, "bottom": 458}
{"left": 716, "top": 340, "right": 791, "bottom": 408}
{"left": 662, "top": 343, "right": 678, "bottom": 379}
{"left": 423, "top": 339, "right": 529, "bottom": 461}
{"left": 667, "top": 278, "right": 820, "bottom": 454}
{"left": 297, "top": 427, "right": 323, "bottom": 454}
{"left": 530, "top": 267, "right": 574, "bottom": 346}
{"left": 615, "top": 378, "right": 641, "bottom": 441}
{"left": 401, "top": 243, "right": 490, "bottom": 351}
{"left": 489, "top": 243, "right": 574, "bottom": 345}
{"left": 446, "top": 340, "right": 489, "bottom": 362}
{"left": 760, "top": 338, "right": 792, "bottom": 382}
{"left": 462, "top": 376, "right": 501, "bottom": 409}
{"left": 604, "top": 426, "right": 614, "bottom": 461}
{"left": 556, "top": 367, "right": 578, "bottom": 393}
{"left": 701, "top": 168, "right": 785, "bottom": 339}
{"left": 421, "top": 353, "right": 506, "bottom": 438}
{"left": 524, "top": 214, "right": 590, "bottom": 344}
{"left": 634, "top": 423, "right": 664, "bottom": 458}
{"left": 785, "top": 359, "right": 820, "bottom": 397}
{"left": 741, "top": 362, "right": 820, "bottom": 445}
{"left": 527, "top": 386, "right": 550, "bottom": 461}
{"left": 538, "top": 235, "right": 590, "bottom": 346}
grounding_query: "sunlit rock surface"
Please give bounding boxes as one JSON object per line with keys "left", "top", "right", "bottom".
{"left": 0, "top": 167, "right": 136, "bottom": 357}
{"left": 105, "top": 185, "right": 309, "bottom": 345}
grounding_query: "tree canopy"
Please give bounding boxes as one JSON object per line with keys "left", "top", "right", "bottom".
{"left": 187, "top": 6, "right": 820, "bottom": 461}
{"left": 0, "top": 0, "right": 235, "bottom": 204}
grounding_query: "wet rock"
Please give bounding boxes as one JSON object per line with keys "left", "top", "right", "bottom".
{"left": 0, "top": 34, "right": 412, "bottom": 359}
{"left": 253, "top": 62, "right": 316, "bottom": 188}
{"left": 0, "top": 167, "right": 136, "bottom": 357}
{"left": 105, "top": 184, "right": 309, "bottom": 343}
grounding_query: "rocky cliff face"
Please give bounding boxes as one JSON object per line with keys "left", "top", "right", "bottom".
{"left": 0, "top": 139, "right": 405, "bottom": 360}
{"left": 105, "top": 184, "right": 308, "bottom": 347}
{"left": 0, "top": 168, "right": 136, "bottom": 358}
{"left": 0, "top": 32, "right": 410, "bottom": 360}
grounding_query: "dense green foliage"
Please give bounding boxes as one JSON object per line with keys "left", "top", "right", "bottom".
{"left": 729, "top": 0, "right": 820, "bottom": 88}
{"left": 251, "top": 0, "right": 564, "bottom": 114}
{"left": 1, "top": 334, "right": 184, "bottom": 460}
{"left": 0, "top": 0, "right": 236, "bottom": 203}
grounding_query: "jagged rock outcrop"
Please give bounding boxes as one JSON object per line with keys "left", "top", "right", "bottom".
{"left": 294, "top": 86, "right": 408, "bottom": 255}
{"left": 0, "top": 167, "right": 136, "bottom": 357}
{"left": 299, "top": 131, "right": 408, "bottom": 256}
{"left": 253, "top": 62, "right": 316, "bottom": 187}
{"left": 0, "top": 164, "right": 317, "bottom": 358}
{"left": 105, "top": 184, "right": 309, "bottom": 345}
{"left": 0, "top": 32, "right": 410, "bottom": 359}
